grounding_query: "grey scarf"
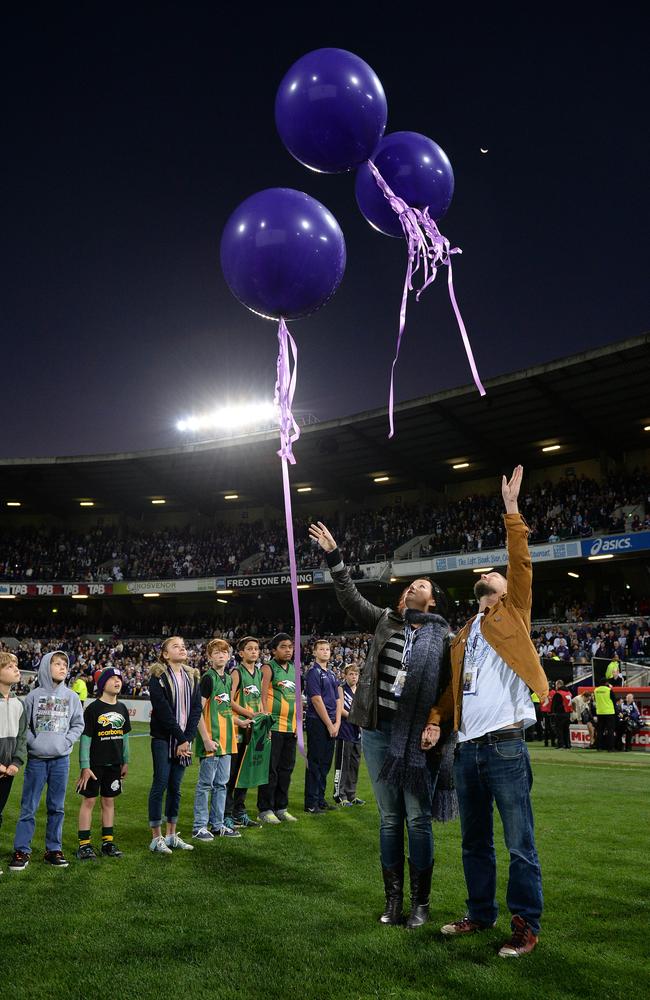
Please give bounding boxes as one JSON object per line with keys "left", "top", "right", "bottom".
{"left": 378, "top": 609, "right": 458, "bottom": 822}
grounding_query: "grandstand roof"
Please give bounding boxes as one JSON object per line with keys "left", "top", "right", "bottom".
{"left": 3, "top": 334, "right": 649, "bottom": 514}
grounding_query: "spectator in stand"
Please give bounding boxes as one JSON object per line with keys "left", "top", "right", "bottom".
{"left": 550, "top": 680, "right": 573, "bottom": 749}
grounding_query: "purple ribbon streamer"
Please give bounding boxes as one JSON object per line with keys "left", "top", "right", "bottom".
{"left": 275, "top": 317, "right": 305, "bottom": 755}
{"left": 367, "top": 160, "right": 486, "bottom": 438}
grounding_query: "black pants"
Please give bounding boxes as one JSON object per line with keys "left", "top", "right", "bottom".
{"left": 333, "top": 739, "right": 361, "bottom": 802}
{"left": 543, "top": 715, "right": 555, "bottom": 747}
{"left": 304, "top": 717, "right": 335, "bottom": 809}
{"left": 534, "top": 705, "right": 544, "bottom": 741}
{"left": 597, "top": 715, "right": 615, "bottom": 751}
{"left": 0, "top": 774, "right": 15, "bottom": 831}
{"left": 257, "top": 731, "right": 296, "bottom": 814}
{"left": 554, "top": 714, "right": 571, "bottom": 749}
{"left": 225, "top": 747, "right": 247, "bottom": 820}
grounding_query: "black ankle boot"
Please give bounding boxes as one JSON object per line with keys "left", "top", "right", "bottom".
{"left": 379, "top": 862, "right": 404, "bottom": 925}
{"left": 406, "top": 860, "right": 433, "bottom": 929}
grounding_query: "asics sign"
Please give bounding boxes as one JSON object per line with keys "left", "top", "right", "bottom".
{"left": 581, "top": 531, "right": 650, "bottom": 558}
{"left": 589, "top": 536, "right": 631, "bottom": 555}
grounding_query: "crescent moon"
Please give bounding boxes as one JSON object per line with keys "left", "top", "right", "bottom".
{"left": 480, "top": 148, "right": 489, "bottom": 154}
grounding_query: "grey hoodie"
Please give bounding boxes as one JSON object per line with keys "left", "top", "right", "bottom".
{"left": 23, "top": 651, "right": 84, "bottom": 759}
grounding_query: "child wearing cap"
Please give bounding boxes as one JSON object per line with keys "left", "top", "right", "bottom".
{"left": 76, "top": 667, "right": 131, "bottom": 860}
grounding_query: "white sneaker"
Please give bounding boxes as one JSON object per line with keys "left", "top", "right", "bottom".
{"left": 150, "top": 836, "right": 173, "bottom": 855}
{"left": 165, "top": 833, "right": 194, "bottom": 851}
{"left": 277, "top": 810, "right": 298, "bottom": 822}
{"left": 259, "top": 810, "right": 282, "bottom": 825}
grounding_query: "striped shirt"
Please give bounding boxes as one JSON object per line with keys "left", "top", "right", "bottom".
{"left": 378, "top": 630, "right": 406, "bottom": 720}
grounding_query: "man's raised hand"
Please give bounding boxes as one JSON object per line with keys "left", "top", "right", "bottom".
{"left": 502, "top": 465, "right": 523, "bottom": 514}
{"left": 309, "top": 522, "right": 337, "bottom": 553}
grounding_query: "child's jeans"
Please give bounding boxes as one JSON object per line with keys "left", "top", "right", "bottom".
{"left": 14, "top": 756, "right": 70, "bottom": 854}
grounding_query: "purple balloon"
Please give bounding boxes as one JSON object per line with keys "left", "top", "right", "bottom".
{"left": 276, "top": 48, "right": 387, "bottom": 174}
{"left": 220, "top": 188, "right": 346, "bottom": 321}
{"left": 355, "top": 132, "right": 455, "bottom": 238}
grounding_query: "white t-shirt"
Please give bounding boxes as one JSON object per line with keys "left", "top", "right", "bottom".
{"left": 458, "top": 613, "right": 536, "bottom": 743}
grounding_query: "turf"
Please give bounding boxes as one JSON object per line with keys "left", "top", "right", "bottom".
{"left": 2, "top": 729, "right": 648, "bottom": 1000}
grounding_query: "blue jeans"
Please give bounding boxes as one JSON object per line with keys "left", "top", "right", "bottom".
{"left": 148, "top": 739, "right": 188, "bottom": 827}
{"left": 363, "top": 722, "right": 436, "bottom": 871}
{"left": 14, "top": 755, "right": 70, "bottom": 854}
{"left": 454, "top": 738, "right": 543, "bottom": 933}
{"left": 193, "top": 754, "right": 231, "bottom": 831}
{"left": 304, "top": 716, "right": 336, "bottom": 809}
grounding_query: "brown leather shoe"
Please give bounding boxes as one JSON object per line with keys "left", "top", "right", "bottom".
{"left": 440, "top": 916, "right": 496, "bottom": 936}
{"left": 498, "top": 915, "right": 539, "bottom": 957}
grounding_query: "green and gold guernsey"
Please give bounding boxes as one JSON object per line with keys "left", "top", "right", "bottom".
{"left": 196, "top": 668, "right": 237, "bottom": 757}
{"left": 266, "top": 658, "right": 296, "bottom": 734}
{"left": 233, "top": 664, "right": 264, "bottom": 744}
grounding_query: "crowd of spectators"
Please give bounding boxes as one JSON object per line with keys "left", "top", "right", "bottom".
{"left": 5, "top": 614, "right": 648, "bottom": 700}
{"left": 0, "top": 472, "right": 647, "bottom": 582}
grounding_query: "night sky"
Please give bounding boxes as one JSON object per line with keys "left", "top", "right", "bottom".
{"left": 2, "top": 7, "right": 648, "bottom": 458}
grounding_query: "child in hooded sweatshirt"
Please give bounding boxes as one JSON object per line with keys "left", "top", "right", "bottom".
{"left": 0, "top": 652, "right": 27, "bottom": 875}
{"left": 10, "top": 651, "right": 84, "bottom": 870}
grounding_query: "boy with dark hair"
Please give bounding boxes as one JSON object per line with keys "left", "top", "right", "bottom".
{"left": 10, "top": 651, "right": 84, "bottom": 870}
{"left": 224, "top": 637, "right": 264, "bottom": 830}
{"left": 76, "top": 667, "right": 131, "bottom": 860}
{"left": 333, "top": 663, "right": 365, "bottom": 807}
{"left": 192, "top": 639, "right": 241, "bottom": 841}
{"left": 257, "top": 633, "right": 298, "bottom": 824}
{"left": 304, "top": 640, "right": 342, "bottom": 814}
{"left": 0, "top": 652, "right": 27, "bottom": 875}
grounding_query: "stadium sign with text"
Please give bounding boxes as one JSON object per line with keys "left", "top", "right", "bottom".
{"left": 0, "top": 582, "right": 113, "bottom": 597}
{"left": 396, "top": 539, "right": 582, "bottom": 576}
{"left": 217, "top": 570, "right": 326, "bottom": 589}
{"left": 580, "top": 532, "right": 650, "bottom": 558}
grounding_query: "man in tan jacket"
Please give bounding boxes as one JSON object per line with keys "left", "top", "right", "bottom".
{"left": 422, "top": 466, "right": 548, "bottom": 958}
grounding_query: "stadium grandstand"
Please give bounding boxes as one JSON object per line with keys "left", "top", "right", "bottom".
{"left": 2, "top": 335, "right": 649, "bottom": 701}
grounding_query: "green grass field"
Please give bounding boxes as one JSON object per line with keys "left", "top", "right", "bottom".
{"left": 3, "top": 728, "right": 649, "bottom": 1000}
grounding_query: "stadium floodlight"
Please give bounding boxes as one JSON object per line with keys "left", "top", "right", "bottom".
{"left": 217, "top": 598, "right": 228, "bottom": 604}
{"left": 143, "top": 592, "right": 160, "bottom": 597}
{"left": 224, "top": 494, "right": 239, "bottom": 500}
{"left": 567, "top": 572, "right": 580, "bottom": 579}
{"left": 297, "top": 584, "right": 311, "bottom": 590}
{"left": 71, "top": 594, "right": 88, "bottom": 599}
{"left": 151, "top": 499, "right": 166, "bottom": 505}
{"left": 452, "top": 462, "right": 469, "bottom": 470}
{"left": 176, "top": 401, "right": 278, "bottom": 435}
{"left": 79, "top": 501, "right": 94, "bottom": 507}
{"left": 373, "top": 476, "right": 390, "bottom": 483}
{"left": 541, "top": 444, "right": 561, "bottom": 452}
{"left": 645, "top": 425, "right": 650, "bottom": 431}
{"left": 0, "top": 594, "right": 16, "bottom": 599}
{"left": 588, "top": 554, "right": 614, "bottom": 561}
{"left": 297, "top": 486, "right": 312, "bottom": 493}
{"left": 6, "top": 501, "right": 21, "bottom": 507}
{"left": 216, "top": 589, "right": 233, "bottom": 595}
{"left": 472, "top": 567, "right": 494, "bottom": 573}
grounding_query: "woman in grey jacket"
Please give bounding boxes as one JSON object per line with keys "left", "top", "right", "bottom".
{"left": 309, "top": 522, "right": 457, "bottom": 929}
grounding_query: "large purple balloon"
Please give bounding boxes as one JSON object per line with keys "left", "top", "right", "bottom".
{"left": 220, "top": 188, "right": 346, "bottom": 321}
{"left": 355, "top": 132, "right": 455, "bottom": 238}
{"left": 275, "top": 48, "right": 387, "bottom": 174}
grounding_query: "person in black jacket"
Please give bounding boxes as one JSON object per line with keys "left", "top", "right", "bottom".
{"left": 147, "top": 636, "right": 202, "bottom": 855}
{"left": 309, "top": 522, "right": 456, "bottom": 931}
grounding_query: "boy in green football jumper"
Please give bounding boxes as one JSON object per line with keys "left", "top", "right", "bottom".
{"left": 76, "top": 667, "right": 131, "bottom": 860}
{"left": 224, "top": 636, "right": 265, "bottom": 830}
{"left": 192, "top": 639, "right": 240, "bottom": 841}
{"left": 257, "top": 633, "right": 298, "bottom": 824}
